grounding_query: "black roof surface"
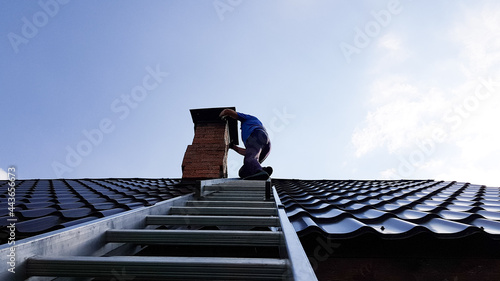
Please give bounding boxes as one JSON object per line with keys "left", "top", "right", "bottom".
{"left": 273, "top": 179, "right": 500, "bottom": 240}
{"left": 0, "top": 178, "right": 196, "bottom": 244}
{"left": 2, "top": 178, "right": 500, "bottom": 245}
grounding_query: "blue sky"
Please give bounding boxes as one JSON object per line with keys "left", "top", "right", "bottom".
{"left": 1, "top": 0, "right": 500, "bottom": 186}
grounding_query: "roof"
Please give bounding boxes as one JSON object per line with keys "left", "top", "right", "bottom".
{"left": 0, "top": 178, "right": 196, "bottom": 243}
{"left": 2, "top": 178, "right": 500, "bottom": 245}
{"left": 273, "top": 179, "right": 500, "bottom": 240}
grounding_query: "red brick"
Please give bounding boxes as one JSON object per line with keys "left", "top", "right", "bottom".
{"left": 182, "top": 120, "right": 230, "bottom": 179}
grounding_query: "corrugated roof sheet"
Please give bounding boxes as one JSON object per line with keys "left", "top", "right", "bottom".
{"left": 273, "top": 179, "right": 500, "bottom": 239}
{"left": 3, "top": 178, "right": 500, "bottom": 245}
{"left": 0, "top": 178, "right": 195, "bottom": 243}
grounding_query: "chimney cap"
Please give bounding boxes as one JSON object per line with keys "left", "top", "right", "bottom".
{"left": 189, "top": 107, "right": 239, "bottom": 145}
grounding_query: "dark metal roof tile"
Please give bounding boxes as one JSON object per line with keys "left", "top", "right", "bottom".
{"left": 437, "top": 210, "right": 477, "bottom": 221}
{"left": 419, "top": 218, "right": 476, "bottom": 235}
{"left": 85, "top": 198, "right": 109, "bottom": 204}
{"left": 0, "top": 216, "right": 17, "bottom": 227}
{"left": 343, "top": 203, "right": 367, "bottom": 211}
{"left": 377, "top": 203, "right": 403, "bottom": 212}
{"left": 477, "top": 210, "right": 500, "bottom": 221}
{"left": 19, "top": 202, "right": 55, "bottom": 209}
{"left": 274, "top": 179, "right": 500, "bottom": 240}
{"left": 92, "top": 202, "right": 116, "bottom": 210}
{"left": 16, "top": 215, "right": 62, "bottom": 234}
{"left": 445, "top": 204, "right": 477, "bottom": 212}
{"left": 61, "top": 216, "right": 100, "bottom": 228}
{"left": 124, "top": 202, "right": 145, "bottom": 209}
{"left": 59, "top": 202, "right": 87, "bottom": 209}
{"left": 60, "top": 208, "right": 93, "bottom": 219}
{"left": 26, "top": 197, "right": 54, "bottom": 203}
{"left": 481, "top": 200, "right": 500, "bottom": 206}
{"left": 285, "top": 205, "right": 308, "bottom": 217}
{"left": 290, "top": 215, "right": 318, "bottom": 233}
{"left": 311, "top": 208, "right": 345, "bottom": 219}
{"left": 98, "top": 208, "right": 129, "bottom": 217}
{"left": 472, "top": 218, "right": 500, "bottom": 235}
{"left": 480, "top": 205, "right": 500, "bottom": 212}
{"left": 450, "top": 200, "right": 477, "bottom": 206}
{"left": 320, "top": 217, "right": 367, "bottom": 234}
{"left": 395, "top": 209, "right": 431, "bottom": 221}
{"left": 17, "top": 208, "right": 58, "bottom": 219}
{"left": 372, "top": 218, "right": 420, "bottom": 235}
{"left": 56, "top": 197, "right": 81, "bottom": 204}
{"left": 353, "top": 209, "right": 389, "bottom": 220}
{"left": 413, "top": 204, "right": 441, "bottom": 212}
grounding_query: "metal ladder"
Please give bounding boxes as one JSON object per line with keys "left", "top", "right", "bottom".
{"left": 24, "top": 179, "right": 317, "bottom": 280}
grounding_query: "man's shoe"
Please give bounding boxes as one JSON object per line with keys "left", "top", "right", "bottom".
{"left": 243, "top": 170, "right": 270, "bottom": 180}
{"left": 262, "top": 166, "right": 273, "bottom": 176}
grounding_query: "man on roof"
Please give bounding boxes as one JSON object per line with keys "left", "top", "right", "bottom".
{"left": 219, "top": 108, "right": 272, "bottom": 180}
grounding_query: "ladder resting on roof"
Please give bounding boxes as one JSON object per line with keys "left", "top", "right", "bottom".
{"left": 4, "top": 179, "right": 317, "bottom": 280}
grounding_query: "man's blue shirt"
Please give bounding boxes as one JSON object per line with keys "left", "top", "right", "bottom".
{"left": 237, "top": 112, "right": 265, "bottom": 145}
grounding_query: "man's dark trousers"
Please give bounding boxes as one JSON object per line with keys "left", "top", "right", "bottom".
{"left": 238, "top": 129, "right": 271, "bottom": 178}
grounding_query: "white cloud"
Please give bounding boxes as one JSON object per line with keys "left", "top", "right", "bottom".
{"left": 0, "top": 168, "right": 8, "bottom": 180}
{"left": 368, "top": 74, "right": 419, "bottom": 105}
{"left": 351, "top": 2, "right": 500, "bottom": 185}
{"left": 375, "top": 33, "right": 411, "bottom": 67}
{"left": 433, "top": 165, "right": 500, "bottom": 187}
{"left": 452, "top": 2, "right": 500, "bottom": 76}
{"left": 352, "top": 77, "right": 449, "bottom": 157}
{"left": 378, "top": 34, "right": 401, "bottom": 51}
{"left": 380, "top": 168, "right": 397, "bottom": 180}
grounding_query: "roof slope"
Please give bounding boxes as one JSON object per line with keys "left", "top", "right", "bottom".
{"left": 0, "top": 178, "right": 195, "bottom": 244}
{"left": 3, "top": 178, "right": 500, "bottom": 245}
{"left": 273, "top": 179, "right": 500, "bottom": 239}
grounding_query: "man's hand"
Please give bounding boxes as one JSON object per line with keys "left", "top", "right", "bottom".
{"left": 219, "top": 109, "right": 239, "bottom": 120}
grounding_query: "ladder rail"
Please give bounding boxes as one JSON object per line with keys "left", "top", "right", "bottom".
{"left": 273, "top": 185, "right": 319, "bottom": 281}
{"left": 0, "top": 193, "right": 194, "bottom": 281}
{"left": 21, "top": 179, "right": 318, "bottom": 281}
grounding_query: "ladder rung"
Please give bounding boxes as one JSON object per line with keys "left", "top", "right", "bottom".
{"left": 209, "top": 192, "right": 264, "bottom": 197}
{"left": 146, "top": 215, "right": 280, "bottom": 226}
{"left": 204, "top": 196, "right": 267, "bottom": 201}
{"left": 208, "top": 180, "right": 266, "bottom": 188}
{"left": 204, "top": 186, "right": 266, "bottom": 192}
{"left": 186, "top": 200, "right": 276, "bottom": 208}
{"left": 106, "top": 229, "right": 282, "bottom": 246}
{"left": 27, "top": 256, "right": 288, "bottom": 280}
{"left": 170, "top": 206, "right": 277, "bottom": 216}
{"left": 211, "top": 191, "right": 265, "bottom": 195}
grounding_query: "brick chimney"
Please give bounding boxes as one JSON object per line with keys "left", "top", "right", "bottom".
{"left": 182, "top": 107, "right": 238, "bottom": 179}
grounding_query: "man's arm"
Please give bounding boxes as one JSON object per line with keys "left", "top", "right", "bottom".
{"left": 219, "top": 108, "right": 239, "bottom": 120}
{"left": 229, "top": 143, "right": 246, "bottom": 156}
{"left": 221, "top": 109, "right": 245, "bottom": 155}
